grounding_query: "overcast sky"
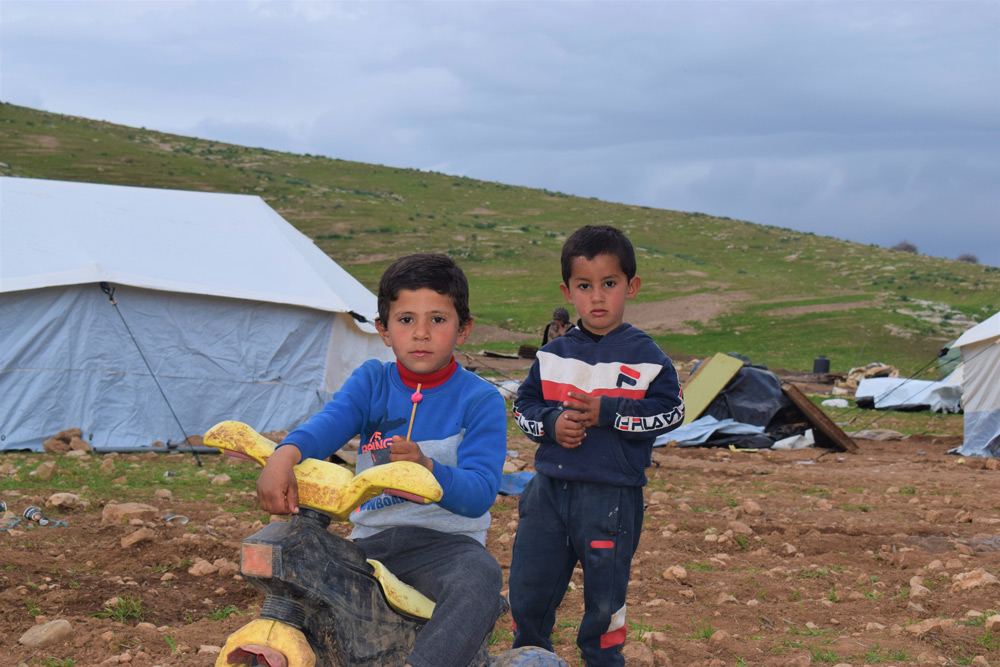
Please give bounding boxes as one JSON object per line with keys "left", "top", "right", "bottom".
{"left": 3, "top": 1, "right": 998, "bottom": 266}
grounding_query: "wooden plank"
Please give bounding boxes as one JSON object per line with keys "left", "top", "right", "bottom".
{"left": 781, "top": 381, "right": 859, "bottom": 454}
{"left": 680, "top": 352, "right": 745, "bottom": 425}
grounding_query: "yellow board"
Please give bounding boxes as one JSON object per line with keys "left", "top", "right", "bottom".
{"left": 680, "top": 352, "right": 745, "bottom": 425}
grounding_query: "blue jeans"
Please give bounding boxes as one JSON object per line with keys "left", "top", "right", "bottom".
{"left": 354, "top": 526, "right": 504, "bottom": 667}
{"left": 508, "top": 474, "right": 643, "bottom": 667}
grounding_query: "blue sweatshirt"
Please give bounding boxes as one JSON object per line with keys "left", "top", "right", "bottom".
{"left": 280, "top": 359, "right": 507, "bottom": 544}
{"left": 513, "top": 323, "right": 684, "bottom": 486}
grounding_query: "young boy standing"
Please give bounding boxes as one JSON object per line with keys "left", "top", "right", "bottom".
{"left": 509, "top": 226, "right": 685, "bottom": 666}
{"left": 257, "top": 253, "right": 508, "bottom": 667}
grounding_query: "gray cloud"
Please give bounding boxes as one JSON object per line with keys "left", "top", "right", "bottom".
{"left": 2, "top": 0, "right": 997, "bottom": 265}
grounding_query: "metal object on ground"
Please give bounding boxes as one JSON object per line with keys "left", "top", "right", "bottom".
{"left": 22, "top": 505, "right": 67, "bottom": 527}
{"left": 163, "top": 513, "right": 189, "bottom": 525}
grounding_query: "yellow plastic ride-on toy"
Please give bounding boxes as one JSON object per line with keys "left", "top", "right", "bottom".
{"left": 205, "top": 421, "right": 565, "bottom": 667}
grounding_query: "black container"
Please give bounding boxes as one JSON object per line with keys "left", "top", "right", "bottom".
{"left": 813, "top": 356, "right": 830, "bottom": 374}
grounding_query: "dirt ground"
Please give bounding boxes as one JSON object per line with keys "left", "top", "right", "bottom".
{"left": 4, "top": 422, "right": 998, "bottom": 666}
{"left": 1, "top": 347, "right": 997, "bottom": 667}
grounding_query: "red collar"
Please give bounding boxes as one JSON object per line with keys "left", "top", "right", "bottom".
{"left": 397, "top": 357, "right": 458, "bottom": 389}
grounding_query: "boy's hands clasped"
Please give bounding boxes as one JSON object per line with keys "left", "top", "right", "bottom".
{"left": 554, "top": 391, "right": 600, "bottom": 449}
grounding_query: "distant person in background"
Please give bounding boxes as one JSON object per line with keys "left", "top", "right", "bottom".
{"left": 542, "top": 306, "right": 571, "bottom": 345}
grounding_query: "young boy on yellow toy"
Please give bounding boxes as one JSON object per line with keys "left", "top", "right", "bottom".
{"left": 257, "top": 253, "right": 508, "bottom": 667}
{"left": 509, "top": 225, "right": 685, "bottom": 666}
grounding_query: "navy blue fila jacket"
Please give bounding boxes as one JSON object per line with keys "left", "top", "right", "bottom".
{"left": 513, "top": 323, "right": 684, "bottom": 487}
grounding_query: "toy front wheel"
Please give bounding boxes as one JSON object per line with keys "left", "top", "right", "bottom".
{"left": 490, "top": 646, "right": 567, "bottom": 667}
{"left": 216, "top": 619, "right": 316, "bottom": 667}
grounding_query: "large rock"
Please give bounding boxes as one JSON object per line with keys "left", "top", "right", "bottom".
{"left": 19, "top": 619, "right": 72, "bottom": 647}
{"left": 68, "top": 436, "right": 92, "bottom": 452}
{"left": 43, "top": 438, "right": 70, "bottom": 454}
{"left": 55, "top": 428, "right": 82, "bottom": 441}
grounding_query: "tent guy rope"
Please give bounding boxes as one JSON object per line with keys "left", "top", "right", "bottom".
{"left": 100, "top": 282, "right": 203, "bottom": 466}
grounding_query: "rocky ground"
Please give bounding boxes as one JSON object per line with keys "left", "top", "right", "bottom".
{"left": 3, "top": 386, "right": 999, "bottom": 667}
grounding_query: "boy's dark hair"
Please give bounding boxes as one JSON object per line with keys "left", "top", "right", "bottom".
{"left": 561, "top": 225, "right": 637, "bottom": 284}
{"left": 377, "top": 253, "right": 471, "bottom": 326}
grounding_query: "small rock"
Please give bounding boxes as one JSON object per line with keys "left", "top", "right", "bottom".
{"left": 741, "top": 500, "right": 762, "bottom": 515}
{"left": 197, "top": 645, "right": 222, "bottom": 656}
{"left": 951, "top": 569, "right": 999, "bottom": 592}
{"left": 984, "top": 615, "right": 1000, "bottom": 633}
{"left": 34, "top": 461, "right": 57, "bottom": 480}
{"left": 905, "top": 618, "right": 942, "bottom": 638}
{"left": 662, "top": 565, "right": 687, "bottom": 582}
{"left": 211, "top": 473, "right": 231, "bottom": 485}
{"left": 121, "top": 527, "right": 155, "bottom": 548}
{"left": 102, "top": 502, "right": 159, "bottom": 525}
{"left": 708, "top": 629, "right": 731, "bottom": 644}
{"left": 621, "top": 642, "right": 655, "bottom": 666}
{"left": 46, "top": 492, "right": 81, "bottom": 509}
{"left": 648, "top": 491, "right": 670, "bottom": 505}
{"left": 213, "top": 558, "right": 240, "bottom": 576}
{"left": 865, "top": 622, "right": 886, "bottom": 631}
{"left": 727, "top": 520, "right": 753, "bottom": 535}
{"left": 188, "top": 559, "right": 219, "bottom": 576}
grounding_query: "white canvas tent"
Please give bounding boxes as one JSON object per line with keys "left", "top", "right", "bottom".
{"left": 1, "top": 177, "right": 391, "bottom": 451}
{"left": 953, "top": 311, "right": 1000, "bottom": 457}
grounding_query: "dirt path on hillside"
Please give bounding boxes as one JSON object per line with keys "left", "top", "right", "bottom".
{"left": 3, "top": 431, "right": 998, "bottom": 666}
{"left": 626, "top": 292, "right": 755, "bottom": 335}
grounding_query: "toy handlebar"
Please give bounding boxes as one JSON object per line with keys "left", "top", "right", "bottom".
{"left": 203, "top": 421, "right": 443, "bottom": 521}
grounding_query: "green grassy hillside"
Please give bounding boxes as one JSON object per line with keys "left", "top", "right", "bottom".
{"left": 2, "top": 102, "right": 996, "bottom": 375}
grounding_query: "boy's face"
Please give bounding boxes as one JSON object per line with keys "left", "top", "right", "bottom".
{"left": 375, "top": 288, "right": 472, "bottom": 375}
{"left": 560, "top": 253, "right": 641, "bottom": 336}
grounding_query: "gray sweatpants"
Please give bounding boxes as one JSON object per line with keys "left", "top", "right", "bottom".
{"left": 354, "top": 525, "right": 505, "bottom": 667}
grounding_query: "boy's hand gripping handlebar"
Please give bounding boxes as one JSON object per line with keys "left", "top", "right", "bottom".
{"left": 203, "top": 421, "right": 443, "bottom": 521}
